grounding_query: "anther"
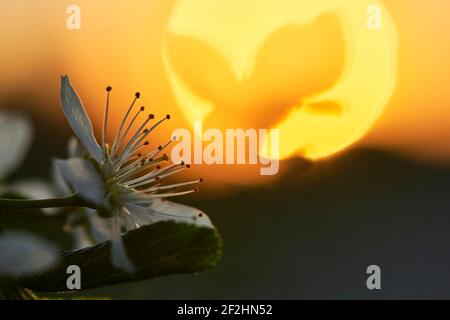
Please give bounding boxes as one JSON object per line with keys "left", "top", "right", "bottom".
{"left": 148, "top": 114, "right": 154, "bottom": 119}
{"left": 140, "top": 106, "right": 145, "bottom": 111}
{"left": 158, "top": 145, "right": 163, "bottom": 150}
{"left": 135, "top": 92, "right": 141, "bottom": 98}
{"left": 144, "top": 141, "right": 150, "bottom": 146}
{"left": 106, "top": 86, "right": 112, "bottom": 92}
{"left": 166, "top": 114, "right": 171, "bottom": 120}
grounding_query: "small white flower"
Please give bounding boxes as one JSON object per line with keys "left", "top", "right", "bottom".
{"left": 0, "top": 113, "right": 66, "bottom": 215}
{"left": 0, "top": 112, "right": 52, "bottom": 212}
{"left": 0, "top": 112, "right": 32, "bottom": 182}
{"left": 56, "top": 75, "right": 213, "bottom": 272}
{"left": 0, "top": 232, "right": 57, "bottom": 277}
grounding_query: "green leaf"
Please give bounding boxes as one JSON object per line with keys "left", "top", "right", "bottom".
{"left": 19, "top": 221, "right": 222, "bottom": 292}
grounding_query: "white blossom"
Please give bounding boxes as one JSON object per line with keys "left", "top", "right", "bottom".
{"left": 56, "top": 75, "right": 213, "bottom": 272}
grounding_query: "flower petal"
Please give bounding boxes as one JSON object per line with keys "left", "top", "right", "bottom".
{"left": 85, "top": 209, "right": 111, "bottom": 243}
{"left": 67, "top": 136, "right": 86, "bottom": 158}
{"left": 71, "top": 226, "right": 95, "bottom": 250}
{"left": 50, "top": 137, "right": 90, "bottom": 198}
{"left": 0, "top": 112, "right": 32, "bottom": 181}
{"left": 0, "top": 232, "right": 57, "bottom": 277}
{"left": 65, "top": 209, "right": 110, "bottom": 250}
{"left": 126, "top": 199, "right": 214, "bottom": 229}
{"left": 60, "top": 75, "right": 102, "bottom": 163}
{"left": 111, "top": 214, "right": 135, "bottom": 273}
{"left": 53, "top": 158, "right": 106, "bottom": 208}
{"left": 51, "top": 161, "right": 73, "bottom": 197}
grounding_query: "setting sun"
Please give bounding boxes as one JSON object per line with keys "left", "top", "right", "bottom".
{"left": 1, "top": 0, "right": 450, "bottom": 302}
{"left": 163, "top": 0, "right": 398, "bottom": 160}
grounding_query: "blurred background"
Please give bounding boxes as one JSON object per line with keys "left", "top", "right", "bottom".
{"left": 1, "top": 0, "right": 450, "bottom": 298}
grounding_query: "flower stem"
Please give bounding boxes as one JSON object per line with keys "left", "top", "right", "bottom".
{"left": 0, "top": 193, "right": 94, "bottom": 210}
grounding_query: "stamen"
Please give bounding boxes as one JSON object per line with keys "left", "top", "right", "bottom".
{"left": 123, "top": 160, "right": 182, "bottom": 188}
{"left": 124, "top": 115, "right": 170, "bottom": 156}
{"left": 143, "top": 189, "right": 198, "bottom": 198}
{"left": 141, "top": 179, "right": 202, "bottom": 193}
{"left": 113, "top": 124, "right": 152, "bottom": 168}
{"left": 115, "top": 146, "right": 163, "bottom": 175}
{"left": 131, "top": 140, "right": 149, "bottom": 154}
{"left": 115, "top": 155, "right": 168, "bottom": 183}
{"left": 122, "top": 155, "right": 169, "bottom": 181}
{"left": 147, "top": 140, "right": 173, "bottom": 161}
{"left": 123, "top": 170, "right": 159, "bottom": 188}
{"left": 114, "top": 114, "right": 167, "bottom": 167}
{"left": 137, "top": 128, "right": 149, "bottom": 139}
{"left": 102, "top": 86, "right": 112, "bottom": 147}
{"left": 156, "top": 166, "right": 189, "bottom": 180}
{"left": 110, "top": 92, "right": 141, "bottom": 155}
{"left": 110, "top": 106, "right": 146, "bottom": 159}
{"left": 119, "top": 154, "right": 141, "bottom": 167}
{"left": 128, "top": 162, "right": 187, "bottom": 188}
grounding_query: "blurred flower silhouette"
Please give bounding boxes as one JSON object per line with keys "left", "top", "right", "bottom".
{"left": 0, "top": 112, "right": 59, "bottom": 215}
{"left": 55, "top": 76, "right": 213, "bottom": 272}
{"left": 0, "top": 112, "right": 32, "bottom": 184}
{"left": 0, "top": 112, "right": 57, "bottom": 280}
{"left": 0, "top": 232, "right": 56, "bottom": 278}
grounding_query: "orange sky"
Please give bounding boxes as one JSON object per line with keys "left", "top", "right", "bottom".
{"left": 0, "top": 0, "right": 450, "bottom": 186}
{"left": 364, "top": 0, "right": 450, "bottom": 163}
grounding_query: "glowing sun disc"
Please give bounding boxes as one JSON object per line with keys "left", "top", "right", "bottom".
{"left": 163, "top": 0, "right": 398, "bottom": 160}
